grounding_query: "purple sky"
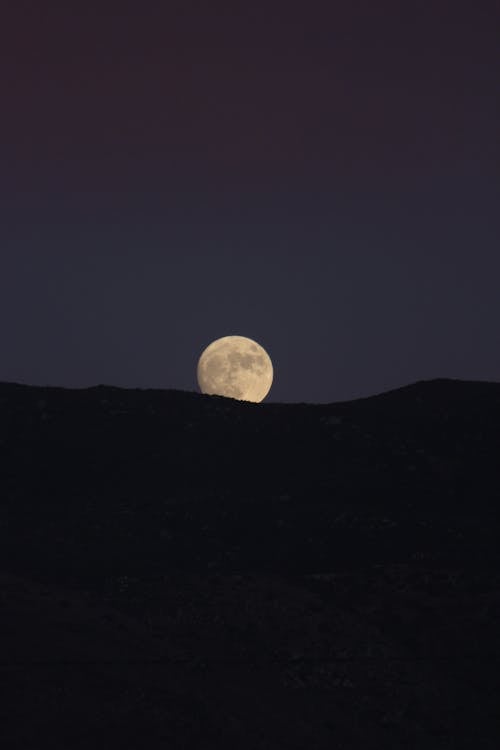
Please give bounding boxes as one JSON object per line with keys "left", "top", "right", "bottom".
{"left": 1, "top": 1, "right": 498, "bottom": 402}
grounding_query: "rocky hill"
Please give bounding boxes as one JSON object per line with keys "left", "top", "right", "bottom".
{"left": 1, "top": 379, "right": 499, "bottom": 748}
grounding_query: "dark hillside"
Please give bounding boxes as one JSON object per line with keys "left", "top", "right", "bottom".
{"left": 1, "top": 379, "right": 499, "bottom": 748}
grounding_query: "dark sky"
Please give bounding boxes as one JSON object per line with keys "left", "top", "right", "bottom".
{"left": 1, "top": 0, "right": 498, "bottom": 403}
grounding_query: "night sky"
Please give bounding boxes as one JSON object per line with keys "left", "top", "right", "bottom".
{"left": 1, "top": 1, "right": 498, "bottom": 403}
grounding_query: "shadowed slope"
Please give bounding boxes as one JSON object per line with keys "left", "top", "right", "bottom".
{"left": 1, "top": 378, "right": 499, "bottom": 576}
{"left": 1, "top": 379, "right": 499, "bottom": 748}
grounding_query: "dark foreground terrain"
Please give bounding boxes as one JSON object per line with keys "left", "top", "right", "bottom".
{"left": 1, "top": 378, "right": 499, "bottom": 748}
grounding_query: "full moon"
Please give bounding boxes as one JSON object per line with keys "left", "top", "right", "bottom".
{"left": 197, "top": 335, "right": 273, "bottom": 402}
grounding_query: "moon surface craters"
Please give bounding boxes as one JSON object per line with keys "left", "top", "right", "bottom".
{"left": 197, "top": 336, "right": 273, "bottom": 402}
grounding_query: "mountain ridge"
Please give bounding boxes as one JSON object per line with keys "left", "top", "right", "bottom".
{"left": 1, "top": 377, "right": 499, "bottom": 747}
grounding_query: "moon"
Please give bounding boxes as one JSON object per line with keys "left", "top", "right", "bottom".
{"left": 197, "top": 335, "right": 273, "bottom": 402}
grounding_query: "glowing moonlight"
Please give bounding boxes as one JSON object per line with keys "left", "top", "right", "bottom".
{"left": 197, "top": 335, "right": 273, "bottom": 402}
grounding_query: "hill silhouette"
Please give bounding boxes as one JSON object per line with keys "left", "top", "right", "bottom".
{"left": 1, "top": 378, "right": 499, "bottom": 748}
